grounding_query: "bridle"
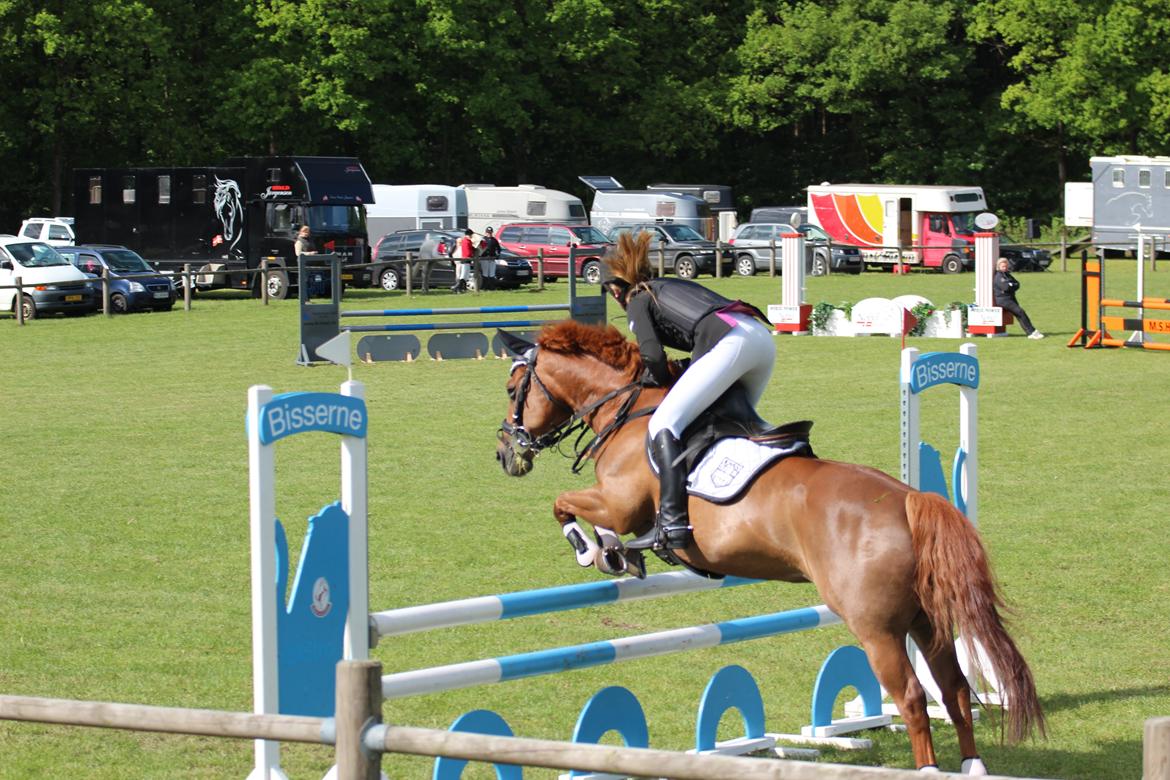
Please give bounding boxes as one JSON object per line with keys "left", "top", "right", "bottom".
{"left": 498, "top": 346, "right": 652, "bottom": 473}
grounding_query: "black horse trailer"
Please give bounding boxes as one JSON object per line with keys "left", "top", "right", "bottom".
{"left": 72, "top": 156, "right": 374, "bottom": 298}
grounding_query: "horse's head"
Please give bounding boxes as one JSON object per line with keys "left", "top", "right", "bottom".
{"left": 495, "top": 330, "right": 576, "bottom": 477}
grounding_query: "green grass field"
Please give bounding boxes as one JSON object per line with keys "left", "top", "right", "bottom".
{"left": 1, "top": 262, "right": 1168, "bottom": 779}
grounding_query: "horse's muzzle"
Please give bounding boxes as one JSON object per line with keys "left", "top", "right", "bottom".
{"left": 496, "top": 428, "right": 534, "bottom": 477}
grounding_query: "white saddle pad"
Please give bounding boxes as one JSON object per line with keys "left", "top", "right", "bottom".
{"left": 675, "top": 437, "right": 809, "bottom": 503}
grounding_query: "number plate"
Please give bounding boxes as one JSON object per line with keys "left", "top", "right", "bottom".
{"left": 153, "top": 292, "right": 170, "bottom": 299}
{"left": 65, "top": 294, "right": 82, "bottom": 302}
{"left": 341, "top": 274, "right": 353, "bottom": 280}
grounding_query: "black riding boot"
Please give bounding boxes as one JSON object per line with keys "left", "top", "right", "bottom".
{"left": 629, "top": 430, "right": 691, "bottom": 550}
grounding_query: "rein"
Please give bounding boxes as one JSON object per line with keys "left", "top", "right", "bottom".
{"left": 501, "top": 346, "right": 654, "bottom": 469}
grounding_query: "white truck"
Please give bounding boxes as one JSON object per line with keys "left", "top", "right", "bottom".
{"left": 18, "top": 217, "right": 75, "bottom": 246}
{"left": 806, "top": 183, "right": 988, "bottom": 273}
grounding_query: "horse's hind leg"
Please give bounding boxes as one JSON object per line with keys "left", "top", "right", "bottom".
{"left": 856, "top": 630, "right": 938, "bottom": 770}
{"left": 910, "top": 617, "right": 984, "bottom": 774}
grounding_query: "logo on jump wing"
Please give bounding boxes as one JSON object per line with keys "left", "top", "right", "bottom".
{"left": 310, "top": 577, "right": 332, "bottom": 618}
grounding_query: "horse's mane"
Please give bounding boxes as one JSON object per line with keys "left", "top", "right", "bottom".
{"left": 537, "top": 320, "right": 643, "bottom": 382}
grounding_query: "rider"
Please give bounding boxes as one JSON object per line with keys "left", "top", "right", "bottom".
{"left": 602, "top": 231, "right": 775, "bottom": 550}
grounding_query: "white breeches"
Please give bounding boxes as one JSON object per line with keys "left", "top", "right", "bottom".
{"left": 648, "top": 314, "right": 776, "bottom": 439}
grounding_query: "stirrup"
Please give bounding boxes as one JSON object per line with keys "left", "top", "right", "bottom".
{"left": 625, "top": 523, "right": 692, "bottom": 552}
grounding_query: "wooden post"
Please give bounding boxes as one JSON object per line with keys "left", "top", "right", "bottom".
{"left": 405, "top": 252, "right": 413, "bottom": 296}
{"left": 261, "top": 258, "right": 269, "bottom": 305}
{"left": 183, "top": 264, "right": 192, "bottom": 311}
{"left": 769, "top": 240, "right": 777, "bottom": 277}
{"left": 101, "top": 266, "right": 111, "bottom": 316}
{"left": 537, "top": 251, "right": 545, "bottom": 292}
{"left": 657, "top": 242, "right": 665, "bottom": 277}
{"left": 1060, "top": 224, "right": 1068, "bottom": 273}
{"left": 336, "top": 660, "right": 382, "bottom": 780}
{"left": 1148, "top": 716, "right": 1170, "bottom": 780}
{"left": 715, "top": 243, "right": 723, "bottom": 278}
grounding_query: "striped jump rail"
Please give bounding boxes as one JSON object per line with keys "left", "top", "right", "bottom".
{"left": 381, "top": 604, "right": 843, "bottom": 700}
{"left": 346, "top": 319, "right": 558, "bottom": 333}
{"left": 342, "top": 304, "right": 574, "bottom": 318}
{"left": 371, "top": 571, "right": 761, "bottom": 640}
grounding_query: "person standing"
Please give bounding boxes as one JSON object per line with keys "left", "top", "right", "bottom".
{"left": 601, "top": 231, "right": 775, "bottom": 550}
{"left": 994, "top": 257, "right": 1044, "bottom": 339}
{"left": 451, "top": 229, "right": 475, "bottom": 293}
{"left": 295, "top": 225, "right": 315, "bottom": 257}
{"left": 477, "top": 226, "right": 501, "bottom": 287}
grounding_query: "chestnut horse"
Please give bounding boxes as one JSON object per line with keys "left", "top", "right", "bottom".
{"left": 495, "top": 319, "right": 1044, "bottom": 773}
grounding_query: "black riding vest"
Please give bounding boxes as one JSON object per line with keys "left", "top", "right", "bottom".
{"left": 626, "top": 278, "right": 766, "bottom": 384}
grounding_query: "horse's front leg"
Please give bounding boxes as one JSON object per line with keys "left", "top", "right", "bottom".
{"left": 554, "top": 487, "right": 647, "bottom": 575}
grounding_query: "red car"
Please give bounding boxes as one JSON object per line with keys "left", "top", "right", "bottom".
{"left": 495, "top": 223, "right": 612, "bottom": 284}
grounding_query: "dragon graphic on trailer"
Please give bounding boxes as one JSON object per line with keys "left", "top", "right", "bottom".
{"left": 70, "top": 157, "right": 375, "bottom": 299}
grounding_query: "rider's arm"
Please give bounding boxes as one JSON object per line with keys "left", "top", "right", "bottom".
{"left": 628, "top": 295, "right": 671, "bottom": 386}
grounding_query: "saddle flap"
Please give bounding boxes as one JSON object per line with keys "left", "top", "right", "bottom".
{"left": 675, "top": 385, "right": 814, "bottom": 472}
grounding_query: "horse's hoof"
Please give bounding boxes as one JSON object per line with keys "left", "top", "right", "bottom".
{"left": 918, "top": 766, "right": 940, "bottom": 773}
{"left": 961, "top": 757, "right": 988, "bottom": 776}
{"left": 594, "top": 548, "right": 626, "bottom": 576}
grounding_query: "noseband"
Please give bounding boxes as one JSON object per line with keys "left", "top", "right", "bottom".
{"left": 499, "top": 346, "right": 577, "bottom": 455}
{"left": 499, "top": 346, "right": 650, "bottom": 471}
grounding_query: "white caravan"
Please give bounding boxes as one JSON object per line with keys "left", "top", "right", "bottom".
{"left": 579, "top": 176, "right": 716, "bottom": 240}
{"left": 366, "top": 184, "right": 467, "bottom": 241}
{"left": 459, "top": 184, "right": 587, "bottom": 235}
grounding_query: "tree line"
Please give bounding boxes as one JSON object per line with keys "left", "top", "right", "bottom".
{"left": 3, "top": 0, "right": 1167, "bottom": 231}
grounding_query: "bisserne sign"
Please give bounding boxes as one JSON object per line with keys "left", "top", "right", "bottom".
{"left": 254, "top": 391, "right": 367, "bottom": 444}
{"left": 907, "top": 352, "right": 979, "bottom": 393}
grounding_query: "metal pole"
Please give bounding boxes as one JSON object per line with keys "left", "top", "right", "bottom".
{"left": 261, "top": 258, "right": 269, "bottom": 306}
{"left": 15, "top": 276, "right": 24, "bottom": 325}
{"left": 537, "top": 251, "right": 545, "bottom": 292}
{"left": 335, "top": 660, "right": 382, "bottom": 780}
{"left": 405, "top": 251, "right": 413, "bottom": 296}
{"left": 769, "top": 240, "right": 777, "bottom": 277}
{"left": 715, "top": 243, "right": 723, "bottom": 278}
{"left": 657, "top": 242, "right": 665, "bottom": 277}
{"left": 183, "top": 264, "right": 192, "bottom": 310}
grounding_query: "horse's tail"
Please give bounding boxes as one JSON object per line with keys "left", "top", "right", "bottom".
{"left": 905, "top": 490, "right": 1046, "bottom": 743}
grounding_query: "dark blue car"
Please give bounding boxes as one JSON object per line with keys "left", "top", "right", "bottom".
{"left": 58, "top": 245, "right": 176, "bottom": 313}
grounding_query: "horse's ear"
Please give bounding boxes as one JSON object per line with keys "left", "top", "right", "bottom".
{"left": 496, "top": 329, "right": 535, "bottom": 358}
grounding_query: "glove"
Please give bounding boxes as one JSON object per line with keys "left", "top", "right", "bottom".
{"left": 638, "top": 367, "right": 664, "bottom": 387}
{"left": 668, "top": 358, "right": 691, "bottom": 378}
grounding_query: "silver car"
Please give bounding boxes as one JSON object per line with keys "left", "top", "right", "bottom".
{"left": 728, "top": 222, "right": 863, "bottom": 276}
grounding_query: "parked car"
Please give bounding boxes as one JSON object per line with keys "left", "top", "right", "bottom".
{"left": 370, "top": 229, "right": 532, "bottom": 291}
{"left": 58, "top": 244, "right": 177, "bottom": 312}
{"left": 999, "top": 242, "right": 1052, "bottom": 272}
{"left": 605, "top": 223, "right": 731, "bottom": 279}
{"left": 728, "top": 222, "right": 863, "bottom": 276}
{"left": 19, "top": 217, "right": 75, "bottom": 246}
{"left": 0, "top": 235, "right": 97, "bottom": 319}
{"left": 495, "top": 223, "right": 612, "bottom": 284}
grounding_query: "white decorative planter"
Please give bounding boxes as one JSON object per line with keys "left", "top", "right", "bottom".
{"left": 922, "top": 310, "right": 965, "bottom": 338}
{"left": 813, "top": 309, "right": 853, "bottom": 336}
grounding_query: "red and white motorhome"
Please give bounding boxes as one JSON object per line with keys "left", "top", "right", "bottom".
{"left": 807, "top": 183, "right": 988, "bottom": 273}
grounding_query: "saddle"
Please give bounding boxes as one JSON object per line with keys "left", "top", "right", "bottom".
{"left": 673, "top": 384, "right": 815, "bottom": 473}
